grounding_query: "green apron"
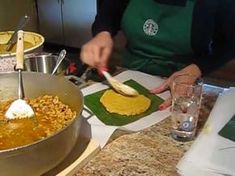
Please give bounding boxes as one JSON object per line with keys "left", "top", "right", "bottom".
{"left": 121, "top": 0, "right": 195, "bottom": 77}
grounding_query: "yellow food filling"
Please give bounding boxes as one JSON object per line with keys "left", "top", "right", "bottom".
{"left": 0, "top": 41, "right": 33, "bottom": 55}
{"left": 100, "top": 90, "right": 151, "bottom": 116}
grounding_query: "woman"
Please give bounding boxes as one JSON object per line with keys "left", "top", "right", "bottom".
{"left": 80, "top": 0, "right": 235, "bottom": 109}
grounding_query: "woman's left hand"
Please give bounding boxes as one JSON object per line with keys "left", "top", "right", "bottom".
{"left": 150, "top": 64, "right": 202, "bottom": 110}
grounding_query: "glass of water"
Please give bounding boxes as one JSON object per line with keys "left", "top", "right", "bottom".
{"left": 171, "top": 74, "right": 203, "bottom": 141}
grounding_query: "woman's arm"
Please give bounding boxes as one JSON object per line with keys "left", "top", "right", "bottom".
{"left": 92, "top": 0, "right": 129, "bottom": 37}
{"left": 81, "top": 0, "right": 129, "bottom": 69}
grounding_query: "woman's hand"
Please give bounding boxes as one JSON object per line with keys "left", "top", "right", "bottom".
{"left": 150, "top": 64, "right": 202, "bottom": 110}
{"left": 80, "top": 31, "right": 113, "bottom": 70}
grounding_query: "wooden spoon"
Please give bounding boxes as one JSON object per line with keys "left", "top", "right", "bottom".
{"left": 102, "top": 70, "right": 139, "bottom": 96}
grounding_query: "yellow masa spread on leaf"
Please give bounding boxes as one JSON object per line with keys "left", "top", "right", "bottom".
{"left": 100, "top": 90, "right": 151, "bottom": 116}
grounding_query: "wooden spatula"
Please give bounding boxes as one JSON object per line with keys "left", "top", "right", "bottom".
{"left": 5, "top": 30, "right": 35, "bottom": 120}
{"left": 101, "top": 70, "right": 139, "bottom": 96}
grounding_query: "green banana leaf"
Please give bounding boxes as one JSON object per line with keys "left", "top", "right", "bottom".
{"left": 219, "top": 115, "right": 235, "bottom": 142}
{"left": 84, "top": 79, "right": 164, "bottom": 126}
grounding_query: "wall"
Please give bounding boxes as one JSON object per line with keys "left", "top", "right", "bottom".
{"left": 0, "top": 0, "right": 38, "bottom": 32}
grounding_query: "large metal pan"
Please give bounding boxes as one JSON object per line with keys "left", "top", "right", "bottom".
{"left": 0, "top": 72, "right": 83, "bottom": 176}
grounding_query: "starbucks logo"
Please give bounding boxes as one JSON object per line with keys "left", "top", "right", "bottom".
{"left": 143, "top": 19, "right": 158, "bottom": 36}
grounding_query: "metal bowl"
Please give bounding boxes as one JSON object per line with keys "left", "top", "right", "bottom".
{"left": 0, "top": 31, "right": 44, "bottom": 58}
{"left": 24, "top": 53, "right": 69, "bottom": 75}
{"left": 0, "top": 31, "right": 45, "bottom": 72}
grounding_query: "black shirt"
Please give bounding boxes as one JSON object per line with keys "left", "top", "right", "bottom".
{"left": 92, "top": 0, "right": 235, "bottom": 74}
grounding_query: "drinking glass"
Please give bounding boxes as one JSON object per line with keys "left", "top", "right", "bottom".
{"left": 171, "top": 74, "right": 203, "bottom": 141}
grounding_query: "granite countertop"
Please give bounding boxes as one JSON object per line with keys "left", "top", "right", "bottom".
{"left": 75, "top": 80, "right": 223, "bottom": 176}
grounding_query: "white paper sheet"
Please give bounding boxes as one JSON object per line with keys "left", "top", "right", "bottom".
{"left": 81, "top": 70, "right": 171, "bottom": 147}
{"left": 177, "top": 87, "right": 235, "bottom": 176}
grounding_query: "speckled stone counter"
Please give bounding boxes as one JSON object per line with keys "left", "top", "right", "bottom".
{"left": 75, "top": 85, "right": 223, "bottom": 176}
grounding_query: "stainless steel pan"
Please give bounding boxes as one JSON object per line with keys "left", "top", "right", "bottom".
{"left": 24, "top": 53, "right": 69, "bottom": 75}
{"left": 0, "top": 72, "right": 83, "bottom": 176}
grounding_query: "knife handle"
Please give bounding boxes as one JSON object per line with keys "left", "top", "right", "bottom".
{"left": 6, "top": 15, "right": 30, "bottom": 51}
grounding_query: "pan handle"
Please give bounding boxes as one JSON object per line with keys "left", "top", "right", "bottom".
{"left": 64, "top": 75, "right": 88, "bottom": 89}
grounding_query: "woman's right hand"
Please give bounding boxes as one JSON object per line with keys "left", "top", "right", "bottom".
{"left": 80, "top": 31, "right": 113, "bottom": 70}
